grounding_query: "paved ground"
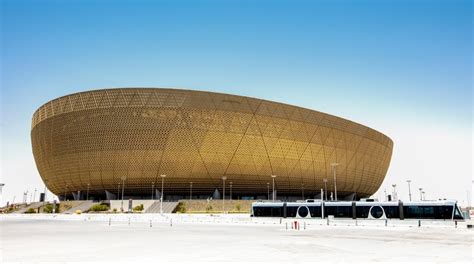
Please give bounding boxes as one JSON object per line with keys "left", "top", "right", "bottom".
{"left": 1, "top": 215, "right": 472, "bottom": 263}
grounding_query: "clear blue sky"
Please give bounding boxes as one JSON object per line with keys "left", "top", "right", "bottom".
{"left": 1, "top": 0, "right": 472, "bottom": 205}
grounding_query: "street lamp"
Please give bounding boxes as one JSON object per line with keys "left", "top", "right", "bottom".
{"left": 422, "top": 191, "right": 426, "bottom": 201}
{"left": 229, "top": 182, "right": 233, "bottom": 201}
{"left": 151, "top": 182, "right": 155, "bottom": 200}
{"left": 190, "top": 182, "right": 193, "bottom": 201}
{"left": 33, "top": 188, "right": 37, "bottom": 203}
{"left": 86, "top": 183, "right": 90, "bottom": 201}
{"left": 43, "top": 184, "right": 47, "bottom": 205}
{"left": 120, "top": 176, "right": 127, "bottom": 212}
{"left": 419, "top": 187, "right": 423, "bottom": 201}
{"left": 301, "top": 183, "right": 305, "bottom": 200}
{"left": 392, "top": 184, "right": 397, "bottom": 201}
{"left": 271, "top": 175, "right": 277, "bottom": 201}
{"left": 160, "top": 174, "right": 166, "bottom": 214}
{"left": 222, "top": 176, "right": 227, "bottom": 214}
{"left": 331, "top": 163, "right": 339, "bottom": 201}
{"left": 323, "top": 178, "right": 328, "bottom": 201}
{"left": 266, "top": 183, "right": 270, "bottom": 200}
{"left": 117, "top": 183, "right": 121, "bottom": 199}
{"left": 406, "top": 180, "right": 412, "bottom": 201}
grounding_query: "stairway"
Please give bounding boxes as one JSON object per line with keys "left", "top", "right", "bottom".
{"left": 63, "top": 200, "right": 96, "bottom": 214}
{"left": 144, "top": 201, "right": 179, "bottom": 213}
{"left": 14, "top": 202, "right": 44, "bottom": 214}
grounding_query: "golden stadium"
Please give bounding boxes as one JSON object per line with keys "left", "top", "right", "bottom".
{"left": 31, "top": 88, "right": 393, "bottom": 201}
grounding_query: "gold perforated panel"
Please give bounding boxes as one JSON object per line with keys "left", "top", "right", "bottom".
{"left": 31, "top": 88, "right": 393, "bottom": 199}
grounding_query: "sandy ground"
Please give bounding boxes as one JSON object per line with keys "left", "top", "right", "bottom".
{"left": 1, "top": 214, "right": 472, "bottom": 263}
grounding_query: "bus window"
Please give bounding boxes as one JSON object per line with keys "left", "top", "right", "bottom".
{"left": 286, "top": 206, "right": 298, "bottom": 217}
{"left": 325, "top": 205, "right": 351, "bottom": 218}
{"left": 434, "top": 206, "right": 452, "bottom": 219}
{"left": 382, "top": 206, "right": 399, "bottom": 219}
{"left": 336, "top": 206, "right": 352, "bottom": 217}
{"left": 269, "top": 207, "right": 280, "bottom": 217}
{"left": 405, "top": 205, "right": 456, "bottom": 219}
{"left": 404, "top": 206, "right": 422, "bottom": 218}
{"left": 356, "top": 206, "right": 370, "bottom": 218}
{"left": 453, "top": 206, "right": 464, "bottom": 220}
{"left": 325, "top": 206, "right": 335, "bottom": 217}
{"left": 309, "top": 206, "right": 321, "bottom": 217}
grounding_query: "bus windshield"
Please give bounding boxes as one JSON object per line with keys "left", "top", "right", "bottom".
{"left": 453, "top": 204, "right": 464, "bottom": 220}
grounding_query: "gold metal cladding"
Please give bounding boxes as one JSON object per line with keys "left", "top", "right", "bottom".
{"left": 31, "top": 88, "right": 393, "bottom": 198}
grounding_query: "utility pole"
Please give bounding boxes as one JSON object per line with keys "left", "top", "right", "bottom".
{"left": 406, "top": 180, "right": 412, "bottom": 201}
{"left": 267, "top": 183, "right": 270, "bottom": 200}
{"left": 86, "top": 183, "right": 90, "bottom": 201}
{"left": 271, "top": 175, "right": 277, "bottom": 201}
{"left": 392, "top": 184, "right": 397, "bottom": 201}
{"left": 190, "top": 182, "right": 193, "bottom": 201}
{"left": 331, "top": 163, "right": 339, "bottom": 201}
{"left": 151, "top": 182, "right": 155, "bottom": 200}
{"left": 120, "top": 176, "right": 127, "bottom": 212}
{"left": 222, "top": 176, "right": 227, "bottom": 214}
{"left": 160, "top": 174, "right": 166, "bottom": 214}
{"left": 323, "top": 179, "right": 328, "bottom": 201}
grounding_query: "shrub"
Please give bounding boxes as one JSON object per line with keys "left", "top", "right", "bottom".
{"left": 43, "top": 204, "right": 60, "bottom": 213}
{"left": 235, "top": 204, "right": 241, "bottom": 212}
{"left": 206, "top": 204, "right": 213, "bottom": 212}
{"left": 176, "top": 202, "right": 186, "bottom": 213}
{"left": 133, "top": 204, "right": 144, "bottom": 212}
{"left": 25, "top": 208, "right": 36, "bottom": 214}
{"left": 89, "top": 204, "right": 109, "bottom": 212}
{"left": 112, "top": 208, "right": 117, "bottom": 213}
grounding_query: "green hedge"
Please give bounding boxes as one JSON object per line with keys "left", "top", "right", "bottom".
{"left": 43, "top": 204, "right": 60, "bottom": 213}
{"left": 89, "top": 204, "right": 109, "bottom": 212}
{"left": 133, "top": 204, "right": 144, "bottom": 212}
{"left": 25, "top": 208, "right": 36, "bottom": 214}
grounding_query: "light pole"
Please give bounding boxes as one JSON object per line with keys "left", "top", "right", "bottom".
{"left": 422, "top": 191, "right": 426, "bottom": 201}
{"left": 151, "top": 182, "right": 155, "bottom": 200}
{"left": 301, "top": 183, "right": 304, "bottom": 200}
{"left": 86, "top": 183, "right": 90, "bottom": 201}
{"left": 190, "top": 182, "right": 193, "bottom": 201}
{"left": 266, "top": 183, "right": 270, "bottom": 200}
{"left": 0, "top": 183, "right": 4, "bottom": 206}
{"left": 43, "top": 184, "right": 47, "bottom": 205}
{"left": 33, "top": 188, "right": 37, "bottom": 203}
{"left": 419, "top": 188, "right": 423, "bottom": 201}
{"left": 384, "top": 189, "right": 387, "bottom": 202}
{"left": 271, "top": 175, "right": 277, "bottom": 201}
{"left": 160, "top": 174, "right": 166, "bottom": 214}
{"left": 331, "top": 163, "right": 339, "bottom": 201}
{"left": 117, "top": 183, "right": 120, "bottom": 199}
{"left": 229, "top": 182, "right": 233, "bottom": 201}
{"left": 467, "top": 190, "right": 471, "bottom": 209}
{"left": 406, "top": 180, "right": 412, "bottom": 201}
{"left": 120, "top": 176, "right": 126, "bottom": 212}
{"left": 392, "top": 184, "right": 397, "bottom": 201}
{"left": 64, "top": 185, "right": 68, "bottom": 201}
{"left": 222, "top": 176, "right": 227, "bottom": 213}
{"left": 323, "top": 178, "right": 328, "bottom": 201}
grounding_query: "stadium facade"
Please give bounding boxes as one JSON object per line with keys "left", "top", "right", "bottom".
{"left": 31, "top": 88, "right": 393, "bottom": 201}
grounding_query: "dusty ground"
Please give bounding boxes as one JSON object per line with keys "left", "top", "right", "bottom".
{"left": 1, "top": 214, "right": 472, "bottom": 263}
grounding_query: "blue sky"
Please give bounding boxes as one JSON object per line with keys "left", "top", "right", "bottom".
{"left": 1, "top": 0, "right": 472, "bottom": 205}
